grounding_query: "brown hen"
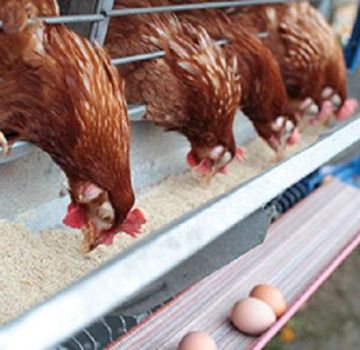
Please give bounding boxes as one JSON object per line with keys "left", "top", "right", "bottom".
{"left": 0, "top": 0, "right": 145, "bottom": 251}
{"left": 106, "top": 0, "right": 243, "bottom": 178}
{"left": 227, "top": 1, "right": 358, "bottom": 123}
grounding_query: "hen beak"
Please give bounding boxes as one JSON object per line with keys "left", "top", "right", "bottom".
{"left": 81, "top": 220, "right": 99, "bottom": 253}
{"left": 275, "top": 148, "right": 285, "bottom": 162}
{"left": 202, "top": 166, "right": 218, "bottom": 186}
{"left": 202, "top": 150, "right": 234, "bottom": 185}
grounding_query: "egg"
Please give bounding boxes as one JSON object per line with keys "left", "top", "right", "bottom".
{"left": 322, "top": 175, "right": 333, "bottom": 185}
{"left": 230, "top": 297, "right": 276, "bottom": 335}
{"left": 249, "top": 284, "right": 287, "bottom": 317}
{"left": 178, "top": 331, "right": 217, "bottom": 350}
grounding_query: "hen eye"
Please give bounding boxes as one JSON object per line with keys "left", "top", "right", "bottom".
{"left": 101, "top": 214, "right": 112, "bottom": 222}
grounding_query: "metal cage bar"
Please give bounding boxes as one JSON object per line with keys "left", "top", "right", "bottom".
{"left": 345, "top": 6, "right": 360, "bottom": 72}
{"left": 107, "top": 0, "right": 292, "bottom": 16}
{"left": 90, "top": 0, "right": 115, "bottom": 45}
{"left": 0, "top": 0, "right": 291, "bottom": 29}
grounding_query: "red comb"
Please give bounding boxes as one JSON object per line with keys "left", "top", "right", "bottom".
{"left": 186, "top": 151, "right": 198, "bottom": 167}
{"left": 126, "top": 208, "right": 146, "bottom": 224}
{"left": 63, "top": 203, "right": 86, "bottom": 229}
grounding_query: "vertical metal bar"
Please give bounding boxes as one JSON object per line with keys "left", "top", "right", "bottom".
{"left": 67, "top": 0, "right": 99, "bottom": 38}
{"left": 345, "top": 6, "right": 360, "bottom": 72}
{"left": 351, "top": 44, "right": 360, "bottom": 73}
{"left": 90, "top": 0, "right": 116, "bottom": 45}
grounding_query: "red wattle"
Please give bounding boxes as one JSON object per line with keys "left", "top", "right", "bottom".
{"left": 195, "top": 159, "right": 212, "bottom": 176}
{"left": 99, "top": 231, "right": 116, "bottom": 246}
{"left": 219, "top": 165, "right": 229, "bottom": 174}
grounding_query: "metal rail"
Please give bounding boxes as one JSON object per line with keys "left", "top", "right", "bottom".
{"left": 111, "top": 36, "right": 267, "bottom": 66}
{"left": 107, "top": 0, "right": 291, "bottom": 16}
{"left": 0, "top": 0, "right": 291, "bottom": 29}
{"left": 1, "top": 115, "right": 359, "bottom": 350}
{"left": 111, "top": 39, "right": 229, "bottom": 65}
{"left": 0, "top": 0, "right": 290, "bottom": 29}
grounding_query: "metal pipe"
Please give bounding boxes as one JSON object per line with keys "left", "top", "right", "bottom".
{"left": 0, "top": 0, "right": 293, "bottom": 28}
{"left": 108, "top": 0, "right": 292, "bottom": 16}
{"left": 0, "top": 15, "right": 104, "bottom": 29}
{"left": 111, "top": 35, "right": 267, "bottom": 66}
{"left": 111, "top": 39, "right": 229, "bottom": 65}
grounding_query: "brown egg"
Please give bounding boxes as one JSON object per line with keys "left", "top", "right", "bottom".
{"left": 250, "top": 284, "right": 287, "bottom": 317}
{"left": 322, "top": 175, "right": 333, "bottom": 185}
{"left": 178, "top": 331, "right": 217, "bottom": 350}
{"left": 230, "top": 297, "right": 276, "bottom": 335}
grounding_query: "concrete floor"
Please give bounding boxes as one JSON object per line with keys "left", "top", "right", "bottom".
{"left": 267, "top": 249, "right": 360, "bottom": 350}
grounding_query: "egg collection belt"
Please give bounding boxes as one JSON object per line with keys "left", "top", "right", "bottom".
{"left": 111, "top": 179, "right": 360, "bottom": 350}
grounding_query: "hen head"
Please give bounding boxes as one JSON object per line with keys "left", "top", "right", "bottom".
{"left": 262, "top": 115, "right": 299, "bottom": 152}
{"left": 56, "top": 38, "right": 146, "bottom": 252}
{"left": 186, "top": 138, "right": 246, "bottom": 176}
{"left": 64, "top": 183, "right": 145, "bottom": 252}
